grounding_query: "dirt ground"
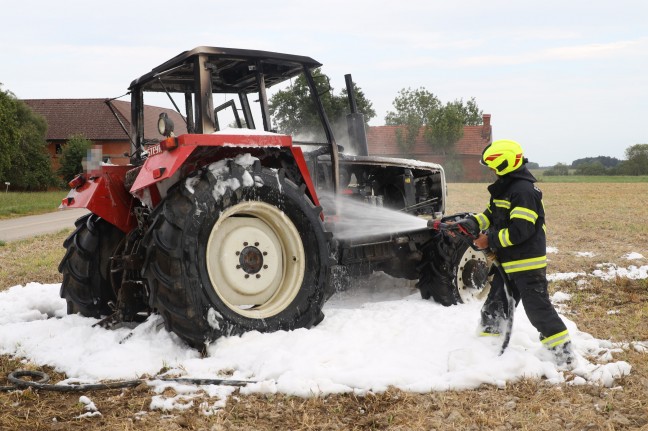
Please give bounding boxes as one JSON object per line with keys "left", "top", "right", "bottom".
{"left": 1, "top": 182, "right": 647, "bottom": 430}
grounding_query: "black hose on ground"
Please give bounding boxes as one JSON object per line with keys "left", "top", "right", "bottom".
{"left": 0, "top": 370, "right": 255, "bottom": 392}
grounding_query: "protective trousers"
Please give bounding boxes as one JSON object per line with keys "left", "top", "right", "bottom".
{"left": 480, "top": 268, "right": 567, "bottom": 339}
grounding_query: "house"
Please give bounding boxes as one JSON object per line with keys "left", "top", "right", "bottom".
{"left": 23, "top": 99, "right": 186, "bottom": 171}
{"left": 366, "top": 114, "right": 493, "bottom": 182}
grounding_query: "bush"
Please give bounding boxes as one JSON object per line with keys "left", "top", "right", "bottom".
{"left": 543, "top": 163, "right": 570, "bottom": 176}
{"left": 57, "top": 135, "right": 93, "bottom": 183}
{"left": 574, "top": 161, "right": 608, "bottom": 175}
{"left": 443, "top": 155, "right": 464, "bottom": 182}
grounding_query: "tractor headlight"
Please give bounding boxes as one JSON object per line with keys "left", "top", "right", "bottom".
{"left": 157, "top": 112, "right": 175, "bottom": 137}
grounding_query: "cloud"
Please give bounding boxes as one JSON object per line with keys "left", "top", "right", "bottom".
{"left": 543, "top": 39, "right": 646, "bottom": 60}
{"left": 376, "top": 37, "right": 648, "bottom": 70}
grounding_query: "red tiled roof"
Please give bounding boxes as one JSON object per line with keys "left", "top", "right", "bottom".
{"left": 23, "top": 99, "right": 187, "bottom": 141}
{"left": 366, "top": 115, "right": 492, "bottom": 157}
{"left": 23, "top": 99, "right": 128, "bottom": 140}
{"left": 110, "top": 100, "right": 188, "bottom": 140}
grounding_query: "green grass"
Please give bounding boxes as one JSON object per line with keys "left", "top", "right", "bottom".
{"left": 529, "top": 170, "right": 648, "bottom": 182}
{"left": 0, "top": 190, "right": 67, "bottom": 219}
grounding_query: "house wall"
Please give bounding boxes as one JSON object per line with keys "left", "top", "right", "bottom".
{"left": 47, "top": 139, "right": 131, "bottom": 173}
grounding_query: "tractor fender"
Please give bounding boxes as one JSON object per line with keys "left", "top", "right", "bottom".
{"left": 130, "top": 133, "right": 320, "bottom": 208}
{"left": 60, "top": 165, "right": 137, "bottom": 233}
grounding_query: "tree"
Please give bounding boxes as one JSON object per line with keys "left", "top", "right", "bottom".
{"left": 0, "top": 84, "right": 19, "bottom": 180}
{"left": 543, "top": 163, "right": 570, "bottom": 176}
{"left": 574, "top": 161, "right": 607, "bottom": 175}
{"left": 0, "top": 84, "right": 57, "bottom": 190}
{"left": 269, "top": 69, "right": 375, "bottom": 140}
{"left": 425, "top": 101, "right": 466, "bottom": 155}
{"left": 619, "top": 144, "right": 648, "bottom": 175}
{"left": 453, "top": 97, "right": 483, "bottom": 126}
{"left": 385, "top": 88, "right": 483, "bottom": 154}
{"left": 58, "top": 135, "right": 93, "bottom": 183}
{"left": 385, "top": 88, "right": 441, "bottom": 152}
{"left": 526, "top": 161, "right": 540, "bottom": 169}
{"left": 572, "top": 156, "right": 620, "bottom": 168}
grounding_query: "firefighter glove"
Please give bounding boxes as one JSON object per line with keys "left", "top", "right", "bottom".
{"left": 455, "top": 217, "right": 481, "bottom": 238}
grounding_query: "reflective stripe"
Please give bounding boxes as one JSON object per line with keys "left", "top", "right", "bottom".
{"left": 493, "top": 199, "right": 511, "bottom": 209}
{"left": 498, "top": 229, "right": 512, "bottom": 247}
{"left": 479, "top": 332, "right": 500, "bottom": 337}
{"left": 510, "top": 206, "right": 538, "bottom": 223}
{"left": 541, "top": 330, "right": 570, "bottom": 348}
{"left": 543, "top": 224, "right": 547, "bottom": 234}
{"left": 501, "top": 256, "right": 547, "bottom": 273}
{"left": 475, "top": 213, "right": 490, "bottom": 230}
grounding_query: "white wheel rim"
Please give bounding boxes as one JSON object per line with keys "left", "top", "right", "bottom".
{"left": 456, "top": 247, "right": 490, "bottom": 302}
{"left": 205, "top": 201, "right": 305, "bottom": 318}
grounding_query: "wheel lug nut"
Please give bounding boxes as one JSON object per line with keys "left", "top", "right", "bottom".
{"left": 244, "top": 274, "right": 250, "bottom": 279}
{"left": 243, "top": 242, "right": 248, "bottom": 246}
{"left": 236, "top": 265, "right": 241, "bottom": 269}
{"left": 254, "top": 242, "right": 259, "bottom": 246}
{"left": 256, "top": 274, "right": 261, "bottom": 279}
{"left": 263, "top": 265, "right": 268, "bottom": 269}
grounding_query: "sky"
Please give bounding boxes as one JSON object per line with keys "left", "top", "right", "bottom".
{"left": 0, "top": 252, "right": 646, "bottom": 414}
{"left": 1, "top": 1, "right": 647, "bottom": 166}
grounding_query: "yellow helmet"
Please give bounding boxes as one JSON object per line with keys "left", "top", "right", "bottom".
{"left": 480, "top": 139, "right": 524, "bottom": 175}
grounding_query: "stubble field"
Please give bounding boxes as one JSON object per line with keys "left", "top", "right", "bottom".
{"left": 0, "top": 182, "right": 647, "bottom": 430}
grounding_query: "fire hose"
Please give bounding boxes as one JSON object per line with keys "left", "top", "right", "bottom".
{"left": 428, "top": 218, "right": 515, "bottom": 355}
{"left": 0, "top": 370, "right": 254, "bottom": 393}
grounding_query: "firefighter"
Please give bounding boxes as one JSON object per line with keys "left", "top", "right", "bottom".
{"left": 458, "top": 139, "right": 574, "bottom": 366}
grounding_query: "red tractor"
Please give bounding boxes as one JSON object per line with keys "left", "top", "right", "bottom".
{"left": 59, "top": 47, "right": 488, "bottom": 349}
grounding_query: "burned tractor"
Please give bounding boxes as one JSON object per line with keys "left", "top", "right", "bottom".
{"left": 59, "top": 46, "right": 488, "bottom": 348}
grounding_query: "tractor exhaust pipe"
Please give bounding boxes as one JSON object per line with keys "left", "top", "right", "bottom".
{"left": 345, "top": 74, "right": 368, "bottom": 156}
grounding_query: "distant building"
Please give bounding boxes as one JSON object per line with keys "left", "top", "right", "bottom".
{"left": 22, "top": 99, "right": 186, "bottom": 171}
{"left": 366, "top": 114, "right": 493, "bottom": 182}
{"left": 24, "top": 99, "right": 492, "bottom": 182}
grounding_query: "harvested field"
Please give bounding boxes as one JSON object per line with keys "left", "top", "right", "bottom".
{"left": 1, "top": 182, "right": 647, "bottom": 430}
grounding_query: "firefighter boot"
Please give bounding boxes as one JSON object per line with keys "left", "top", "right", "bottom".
{"left": 478, "top": 313, "right": 506, "bottom": 337}
{"left": 478, "top": 302, "right": 506, "bottom": 337}
{"left": 541, "top": 330, "right": 574, "bottom": 368}
{"left": 551, "top": 341, "right": 575, "bottom": 368}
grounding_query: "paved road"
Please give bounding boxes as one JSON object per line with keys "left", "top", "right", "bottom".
{"left": 0, "top": 208, "right": 89, "bottom": 242}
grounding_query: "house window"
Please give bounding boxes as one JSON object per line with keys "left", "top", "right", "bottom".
{"left": 55, "top": 143, "right": 62, "bottom": 155}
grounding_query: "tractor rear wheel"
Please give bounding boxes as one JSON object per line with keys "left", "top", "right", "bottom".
{"left": 416, "top": 233, "right": 489, "bottom": 305}
{"left": 58, "top": 214, "right": 124, "bottom": 317}
{"left": 142, "top": 162, "right": 330, "bottom": 348}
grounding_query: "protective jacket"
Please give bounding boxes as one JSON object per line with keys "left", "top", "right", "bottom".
{"left": 472, "top": 165, "right": 546, "bottom": 277}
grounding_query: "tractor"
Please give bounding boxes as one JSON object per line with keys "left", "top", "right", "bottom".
{"left": 59, "top": 46, "right": 488, "bottom": 349}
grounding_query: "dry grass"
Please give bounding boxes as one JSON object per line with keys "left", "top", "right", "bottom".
{"left": 1, "top": 183, "right": 647, "bottom": 430}
{"left": 0, "top": 230, "right": 69, "bottom": 287}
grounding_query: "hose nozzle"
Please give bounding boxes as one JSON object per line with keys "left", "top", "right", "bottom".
{"left": 427, "top": 219, "right": 441, "bottom": 230}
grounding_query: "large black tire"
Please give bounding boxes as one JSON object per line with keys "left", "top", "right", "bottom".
{"left": 58, "top": 214, "right": 125, "bottom": 317}
{"left": 142, "top": 161, "right": 330, "bottom": 348}
{"left": 416, "top": 233, "right": 489, "bottom": 306}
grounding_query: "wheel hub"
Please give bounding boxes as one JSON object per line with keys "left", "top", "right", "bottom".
{"left": 456, "top": 247, "right": 490, "bottom": 302}
{"left": 461, "top": 259, "right": 488, "bottom": 290}
{"left": 238, "top": 245, "right": 264, "bottom": 274}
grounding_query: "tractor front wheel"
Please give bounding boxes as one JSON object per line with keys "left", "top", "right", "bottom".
{"left": 416, "top": 233, "right": 489, "bottom": 305}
